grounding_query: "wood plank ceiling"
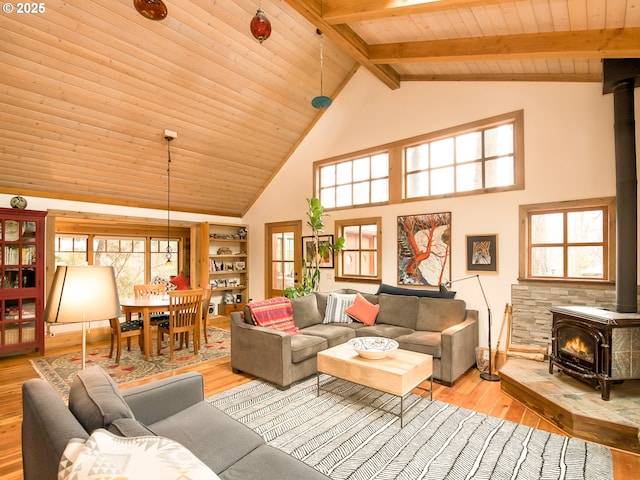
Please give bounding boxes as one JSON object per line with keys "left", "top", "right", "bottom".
{"left": 2, "top": 0, "right": 639, "bottom": 217}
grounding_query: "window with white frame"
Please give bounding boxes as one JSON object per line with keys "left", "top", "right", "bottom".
{"left": 519, "top": 198, "right": 615, "bottom": 281}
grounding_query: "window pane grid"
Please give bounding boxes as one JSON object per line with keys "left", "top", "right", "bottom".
{"left": 527, "top": 207, "right": 607, "bottom": 280}
{"left": 404, "top": 120, "right": 516, "bottom": 199}
{"left": 337, "top": 220, "right": 381, "bottom": 281}
{"left": 317, "top": 154, "right": 389, "bottom": 208}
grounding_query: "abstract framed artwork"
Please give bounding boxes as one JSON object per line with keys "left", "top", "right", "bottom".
{"left": 397, "top": 212, "right": 451, "bottom": 286}
{"left": 466, "top": 234, "right": 498, "bottom": 273}
{"left": 302, "top": 234, "right": 334, "bottom": 268}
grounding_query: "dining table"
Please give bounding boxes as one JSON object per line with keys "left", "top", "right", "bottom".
{"left": 119, "top": 296, "right": 170, "bottom": 361}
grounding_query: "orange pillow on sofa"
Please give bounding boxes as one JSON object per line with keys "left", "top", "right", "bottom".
{"left": 345, "top": 293, "right": 379, "bottom": 326}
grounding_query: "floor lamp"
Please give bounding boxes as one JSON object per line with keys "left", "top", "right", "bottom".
{"left": 440, "top": 274, "right": 500, "bottom": 382}
{"left": 44, "top": 266, "right": 121, "bottom": 369}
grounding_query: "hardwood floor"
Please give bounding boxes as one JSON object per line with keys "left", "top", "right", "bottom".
{"left": 2, "top": 317, "right": 639, "bottom": 479}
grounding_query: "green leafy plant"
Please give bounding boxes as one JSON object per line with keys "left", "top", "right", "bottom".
{"left": 284, "top": 197, "right": 344, "bottom": 298}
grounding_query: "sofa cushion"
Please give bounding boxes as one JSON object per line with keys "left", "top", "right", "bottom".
{"left": 107, "top": 418, "right": 156, "bottom": 437}
{"left": 248, "top": 297, "right": 300, "bottom": 336}
{"left": 149, "top": 401, "right": 265, "bottom": 475}
{"left": 289, "top": 334, "right": 328, "bottom": 363}
{"left": 345, "top": 293, "right": 379, "bottom": 326}
{"left": 68, "top": 366, "right": 135, "bottom": 433}
{"left": 322, "top": 293, "right": 356, "bottom": 324}
{"left": 415, "top": 297, "right": 467, "bottom": 332}
{"left": 290, "top": 294, "right": 323, "bottom": 329}
{"left": 300, "top": 324, "right": 356, "bottom": 347}
{"left": 376, "top": 293, "right": 419, "bottom": 329}
{"left": 355, "top": 324, "right": 414, "bottom": 339}
{"left": 395, "top": 331, "right": 443, "bottom": 357}
{"left": 376, "top": 282, "right": 456, "bottom": 299}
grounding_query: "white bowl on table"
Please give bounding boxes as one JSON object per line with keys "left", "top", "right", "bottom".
{"left": 348, "top": 337, "right": 399, "bottom": 360}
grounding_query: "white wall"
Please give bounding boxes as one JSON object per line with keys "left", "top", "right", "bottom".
{"left": 244, "top": 67, "right": 627, "bottom": 348}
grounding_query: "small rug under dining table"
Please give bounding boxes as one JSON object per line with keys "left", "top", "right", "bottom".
{"left": 208, "top": 375, "right": 613, "bottom": 480}
{"left": 30, "top": 326, "right": 230, "bottom": 400}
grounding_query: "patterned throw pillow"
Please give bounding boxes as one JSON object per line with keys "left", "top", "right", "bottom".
{"left": 323, "top": 293, "right": 356, "bottom": 324}
{"left": 150, "top": 276, "right": 177, "bottom": 294}
{"left": 249, "top": 297, "right": 300, "bottom": 336}
{"left": 59, "top": 429, "right": 220, "bottom": 480}
{"left": 345, "top": 293, "right": 380, "bottom": 326}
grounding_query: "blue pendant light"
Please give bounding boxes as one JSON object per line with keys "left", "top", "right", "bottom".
{"left": 311, "top": 29, "right": 332, "bottom": 109}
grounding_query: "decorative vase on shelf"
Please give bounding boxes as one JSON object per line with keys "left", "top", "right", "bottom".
{"left": 10, "top": 196, "right": 27, "bottom": 209}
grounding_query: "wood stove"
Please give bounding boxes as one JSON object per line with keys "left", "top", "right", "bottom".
{"left": 549, "top": 306, "right": 640, "bottom": 400}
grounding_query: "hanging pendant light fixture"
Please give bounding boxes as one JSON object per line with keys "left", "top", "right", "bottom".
{"left": 250, "top": 4, "right": 271, "bottom": 44}
{"left": 311, "top": 29, "right": 332, "bottom": 109}
{"left": 133, "top": 0, "right": 168, "bottom": 21}
{"left": 164, "top": 132, "right": 174, "bottom": 267}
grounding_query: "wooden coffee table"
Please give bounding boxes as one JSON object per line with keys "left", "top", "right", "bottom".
{"left": 317, "top": 342, "right": 433, "bottom": 427}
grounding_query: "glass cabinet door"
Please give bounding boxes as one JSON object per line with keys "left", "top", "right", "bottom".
{"left": 2, "top": 218, "right": 38, "bottom": 290}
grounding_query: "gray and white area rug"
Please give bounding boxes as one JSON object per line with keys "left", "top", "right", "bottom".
{"left": 208, "top": 376, "right": 613, "bottom": 480}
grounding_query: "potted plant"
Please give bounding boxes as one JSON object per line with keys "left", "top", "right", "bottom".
{"left": 284, "top": 197, "right": 344, "bottom": 298}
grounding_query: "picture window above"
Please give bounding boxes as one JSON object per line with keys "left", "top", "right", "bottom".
{"left": 314, "top": 111, "right": 523, "bottom": 211}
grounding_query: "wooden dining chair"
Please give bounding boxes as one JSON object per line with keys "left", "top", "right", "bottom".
{"left": 134, "top": 283, "right": 169, "bottom": 323}
{"left": 200, "top": 283, "right": 213, "bottom": 345}
{"left": 157, "top": 289, "right": 203, "bottom": 361}
{"left": 108, "top": 317, "right": 144, "bottom": 364}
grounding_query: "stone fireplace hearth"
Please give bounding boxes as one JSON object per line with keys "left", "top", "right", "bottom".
{"left": 500, "top": 358, "right": 640, "bottom": 453}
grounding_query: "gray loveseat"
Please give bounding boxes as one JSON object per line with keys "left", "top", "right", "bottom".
{"left": 231, "top": 290, "right": 478, "bottom": 390}
{"left": 22, "top": 366, "right": 329, "bottom": 480}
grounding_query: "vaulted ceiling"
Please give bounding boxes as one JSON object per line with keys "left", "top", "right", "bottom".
{"left": 2, "top": 0, "right": 639, "bottom": 217}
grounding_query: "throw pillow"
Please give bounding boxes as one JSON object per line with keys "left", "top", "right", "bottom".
{"left": 323, "top": 293, "right": 356, "bottom": 324}
{"left": 376, "top": 282, "right": 456, "bottom": 299}
{"left": 345, "top": 293, "right": 380, "bottom": 326}
{"left": 68, "top": 366, "right": 135, "bottom": 434}
{"left": 59, "top": 429, "right": 220, "bottom": 480}
{"left": 249, "top": 297, "right": 300, "bottom": 335}
{"left": 151, "top": 276, "right": 177, "bottom": 294}
{"left": 169, "top": 272, "right": 190, "bottom": 290}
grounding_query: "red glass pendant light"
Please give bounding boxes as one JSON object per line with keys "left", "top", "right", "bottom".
{"left": 133, "top": 0, "right": 168, "bottom": 21}
{"left": 250, "top": 7, "right": 271, "bottom": 44}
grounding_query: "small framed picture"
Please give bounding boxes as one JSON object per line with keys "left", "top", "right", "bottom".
{"left": 466, "top": 234, "right": 498, "bottom": 273}
{"left": 302, "top": 235, "right": 334, "bottom": 268}
{"left": 234, "top": 261, "right": 245, "bottom": 271}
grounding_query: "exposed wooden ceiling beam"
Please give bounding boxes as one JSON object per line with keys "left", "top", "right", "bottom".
{"left": 369, "top": 29, "right": 640, "bottom": 63}
{"left": 284, "top": 0, "right": 401, "bottom": 89}
{"left": 322, "top": 0, "right": 515, "bottom": 24}
{"left": 401, "top": 73, "right": 603, "bottom": 83}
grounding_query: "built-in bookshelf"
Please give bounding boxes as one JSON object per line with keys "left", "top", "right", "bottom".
{"left": 200, "top": 223, "right": 248, "bottom": 315}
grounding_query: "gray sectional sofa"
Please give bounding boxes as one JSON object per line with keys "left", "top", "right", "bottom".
{"left": 22, "top": 366, "right": 329, "bottom": 480}
{"left": 231, "top": 290, "right": 479, "bottom": 389}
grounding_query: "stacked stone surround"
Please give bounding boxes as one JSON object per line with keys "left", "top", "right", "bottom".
{"left": 510, "top": 283, "right": 623, "bottom": 349}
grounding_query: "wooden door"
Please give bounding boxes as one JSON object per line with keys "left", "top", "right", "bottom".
{"left": 265, "top": 221, "right": 301, "bottom": 298}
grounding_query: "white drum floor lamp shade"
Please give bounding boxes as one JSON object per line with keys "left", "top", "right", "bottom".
{"left": 44, "top": 266, "right": 121, "bottom": 369}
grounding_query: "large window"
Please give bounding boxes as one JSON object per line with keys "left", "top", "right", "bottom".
{"left": 314, "top": 111, "right": 523, "bottom": 210}
{"left": 405, "top": 121, "right": 516, "bottom": 199}
{"left": 519, "top": 198, "right": 615, "bottom": 281}
{"left": 335, "top": 218, "right": 382, "bottom": 282}
{"left": 54, "top": 234, "right": 180, "bottom": 297}
{"left": 317, "top": 153, "right": 389, "bottom": 208}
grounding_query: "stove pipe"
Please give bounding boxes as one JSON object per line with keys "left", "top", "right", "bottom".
{"left": 603, "top": 59, "right": 640, "bottom": 313}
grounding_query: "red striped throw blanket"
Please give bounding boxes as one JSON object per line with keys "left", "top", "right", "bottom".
{"left": 249, "top": 297, "right": 300, "bottom": 336}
